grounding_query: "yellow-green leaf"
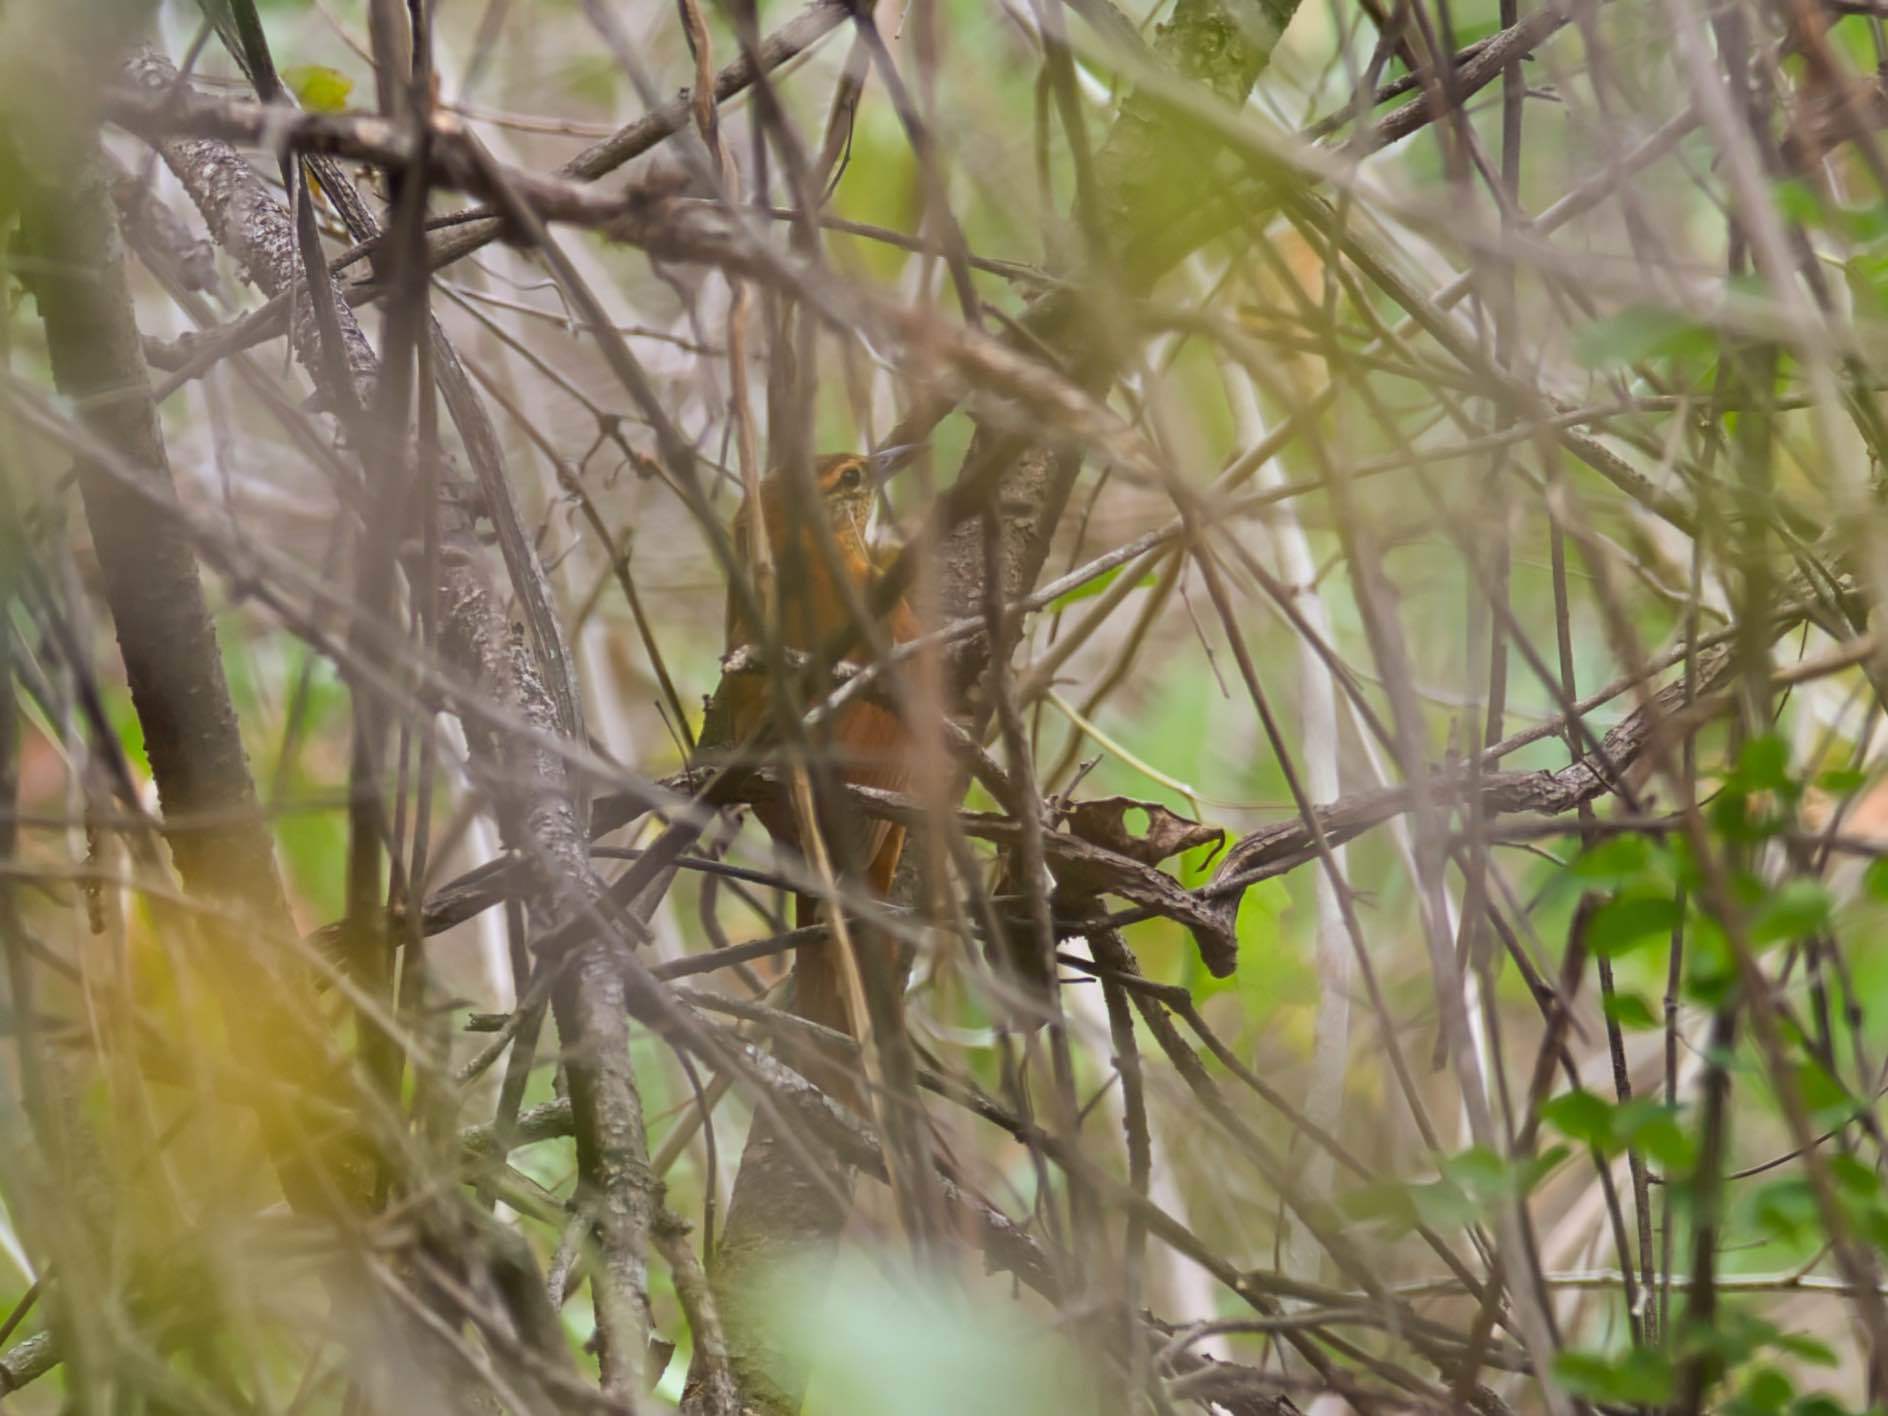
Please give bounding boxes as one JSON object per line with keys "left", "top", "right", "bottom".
{"left": 283, "top": 65, "right": 354, "bottom": 113}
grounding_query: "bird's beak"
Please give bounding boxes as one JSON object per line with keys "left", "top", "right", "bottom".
{"left": 867, "top": 442, "right": 923, "bottom": 487}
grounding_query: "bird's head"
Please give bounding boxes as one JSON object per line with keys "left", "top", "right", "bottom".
{"left": 809, "top": 451, "right": 874, "bottom": 542}
{"left": 752, "top": 445, "right": 919, "bottom": 548}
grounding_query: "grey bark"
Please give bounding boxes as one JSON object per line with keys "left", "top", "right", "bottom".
{"left": 9, "top": 99, "right": 368, "bottom": 1220}
{"left": 111, "top": 46, "right": 634, "bottom": 1400}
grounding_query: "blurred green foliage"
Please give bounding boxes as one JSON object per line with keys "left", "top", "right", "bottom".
{"left": 780, "top": 1254, "right": 1098, "bottom": 1415}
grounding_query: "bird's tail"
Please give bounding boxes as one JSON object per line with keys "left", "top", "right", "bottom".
{"left": 787, "top": 824, "right": 907, "bottom": 1109}
{"left": 791, "top": 889, "right": 847, "bottom": 1035}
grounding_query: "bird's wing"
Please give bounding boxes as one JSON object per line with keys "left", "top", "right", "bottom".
{"left": 831, "top": 696, "right": 911, "bottom": 893}
{"left": 842, "top": 589, "right": 921, "bottom": 890}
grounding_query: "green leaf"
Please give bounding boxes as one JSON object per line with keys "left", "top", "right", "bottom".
{"left": 1816, "top": 768, "right": 1868, "bottom": 795}
{"left": 1554, "top": 1347, "right": 1675, "bottom": 1406}
{"left": 1048, "top": 566, "right": 1156, "bottom": 611}
{"left": 1604, "top": 992, "right": 1661, "bottom": 1030}
{"left": 1794, "top": 1061, "right": 1856, "bottom": 1125}
{"left": 1714, "top": 787, "right": 1784, "bottom": 843}
{"left": 769, "top": 1253, "right": 1097, "bottom": 1415}
{"left": 1820, "top": 1152, "right": 1888, "bottom": 1251}
{"left": 1341, "top": 1150, "right": 1532, "bottom": 1236}
{"left": 1734, "top": 734, "right": 1793, "bottom": 794}
{"left": 1702, "top": 1312, "right": 1840, "bottom": 1389}
{"left": 1684, "top": 917, "right": 1738, "bottom": 1006}
{"left": 1864, "top": 857, "right": 1888, "bottom": 903}
{"left": 1573, "top": 305, "right": 1717, "bottom": 370}
{"left": 1407, "top": 1178, "right": 1480, "bottom": 1230}
{"left": 282, "top": 64, "right": 354, "bottom": 113}
{"left": 1614, "top": 1100, "right": 1696, "bottom": 1172}
{"left": 1847, "top": 248, "right": 1888, "bottom": 315}
{"left": 1773, "top": 178, "right": 1829, "bottom": 229}
{"left": 1827, "top": 1152, "right": 1880, "bottom": 1199}
{"left": 1571, "top": 835, "right": 1650, "bottom": 879}
{"left": 1774, "top": 1334, "right": 1840, "bottom": 1369}
{"left": 1540, "top": 1089, "right": 1615, "bottom": 1150}
{"left": 1842, "top": 198, "right": 1888, "bottom": 241}
{"left": 1339, "top": 1180, "right": 1421, "bottom": 1235}
{"left": 1751, "top": 1178, "right": 1822, "bottom": 1246}
{"left": 1751, "top": 879, "right": 1833, "bottom": 946}
{"left": 1440, "top": 1145, "right": 1510, "bottom": 1202}
{"left": 1540, "top": 1092, "right": 1693, "bottom": 1168}
{"left": 1518, "top": 1144, "right": 1573, "bottom": 1194}
{"left": 1670, "top": 833, "right": 1705, "bottom": 891}
{"left": 1202, "top": 874, "right": 1289, "bottom": 1011}
{"left": 1733, "top": 1367, "right": 1798, "bottom": 1416}
{"left": 1588, "top": 892, "right": 1683, "bottom": 957}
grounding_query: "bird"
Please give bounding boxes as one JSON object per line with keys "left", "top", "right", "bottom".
{"left": 718, "top": 448, "right": 920, "bottom": 1042}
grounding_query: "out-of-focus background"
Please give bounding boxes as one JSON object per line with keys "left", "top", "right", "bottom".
{"left": 7, "top": 0, "right": 1888, "bottom": 1409}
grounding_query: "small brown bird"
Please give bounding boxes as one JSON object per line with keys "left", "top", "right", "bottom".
{"left": 720, "top": 450, "right": 920, "bottom": 1037}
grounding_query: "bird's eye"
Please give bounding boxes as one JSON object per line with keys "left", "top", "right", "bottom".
{"left": 839, "top": 464, "right": 864, "bottom": 492}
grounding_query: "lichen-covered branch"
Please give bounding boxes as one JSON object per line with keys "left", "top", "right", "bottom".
{"left": 122, "top": 46, "right": 650, "bottom": 1395}
{"left": 8, "top": 91, "right": 368, "bottom": 1219}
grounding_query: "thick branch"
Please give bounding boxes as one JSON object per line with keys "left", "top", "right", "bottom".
{"left": 9, "top": 109, "right": 367, "bottom": 1216}
{"left": 130, "top": 52, "right": 646, "bottom": 1394}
